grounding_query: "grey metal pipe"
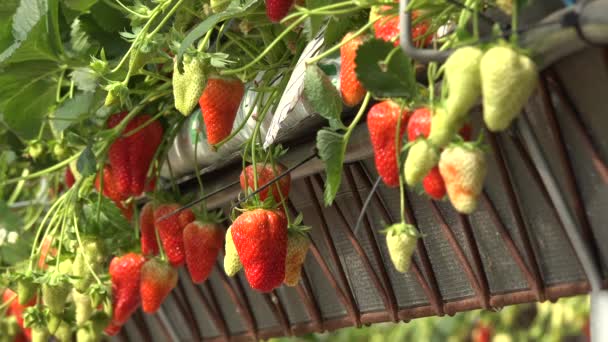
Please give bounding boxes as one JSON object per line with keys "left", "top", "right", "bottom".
{"left": 399, "top": 0, "right": 608, "bottom": 65}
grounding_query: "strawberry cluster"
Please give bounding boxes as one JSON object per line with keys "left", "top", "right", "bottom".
{"left": 95, "top": 112, "right": 163, "bottom": 217}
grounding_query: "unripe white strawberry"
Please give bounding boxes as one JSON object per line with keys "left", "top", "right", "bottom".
{"left": 173, "top": 56, "right": 207, "bottom": 116}
{"left": 384, "top": 222, "right": 418, "bottom": 273}
{"left": 404, "top": 139, "right": 439, "bottom": 186}
{"left": 443, "top": 47, "right": 483, "bottom": 122}
{"left": 480, "top": 45, "right": 538, "bottom": 131}
{"left": 223, "top": 226, "right": 242, "bottom": 277}
{"left": 438, "top": 144, "right": 487, "bottom": 214}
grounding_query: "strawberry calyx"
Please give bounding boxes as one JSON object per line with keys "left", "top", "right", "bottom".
{"left": 448, "top": 131, "right": 488, "bottom": 152}
{"left": 287, "top": 213, "right": 310, "bottom": 235}
{"left": 381, "top": 221, "right": 419, "bottom": 238}
{"left": 191, "top": 208, "right": 224, "bottom": 226}
{"left": 22, "top": 307, "right": 46, "bottom": 329}
{"left": 87, "top": 283, "right": 111, "bottom": 309}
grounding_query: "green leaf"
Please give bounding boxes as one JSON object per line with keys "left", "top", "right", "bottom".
{"left": 50, "top": 91, "right": 98, "bottom": 133}
{"left": 64, "top": 0, "right": 97, "bottom": 12}
{"left": 0, "top": 0, "right": 59, "bottom": 64}
{"left": 176, "top": 0, "right": 259, "bottom": 72}
{"left": 2, "top": 82, "right": 55, "bottom": 139}
{"left": 76, "top": 145, "right": 96, "bottom": 177}
{"left": 303, "top": 65, "right": 345, "bottom": 130}
{"left": 355, "top": 39, "right": 417, "bottom": 98}
{"left": 70, "top": 67, "right": 99, "bottom": 92}
{"left": 0, "top": 61, "right": 60, "bottom": 139}
{"left": 88, "top": 1, "right": 128, "bottom": 33}
{"left": 0, "top": 1, "right": 19, "bottom": 51}
{"left": 70, "top": 18, "right": 96, "bottom": 56}
{"left": 324, "top": 11, "right": 367, "bottom": 47}
{"left": 305, "top": 0, "right": 330, "bottom": 38}
{"left": 316, "top": 128, "right": 345, "bottom": 206}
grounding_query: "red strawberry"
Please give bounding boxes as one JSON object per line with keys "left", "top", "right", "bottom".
{"left": 107, "top": 112, "right": 131, "bottom": 197}
{"left": 4, "top": 288, "right": 34, "bottom": 337}
{"left": 104, "top": 112, "right": 164, "bottom": 201}
{"left": 472, "top": 323, "right": 493, "bottom": 342}
{"left": 128, "top": 115, "right": 163, "bottom": 195}
{"left": 199, "top": 77, "right": 245, "bottom": 145}
{"left": 423, "top": 167, "right": 446, "bottom": 200}
{"left": 240, "top": 163, "right": 291, "bottom": 203}
{"left": 374, "top": 9, "right": 433, "bottom": 47}
{"left": 183, "top": 221, "right": 224, "bottom": 283}
{"left": 140, "top": 258, "right": 178, "bottom": 313}
{"left": 407, "top": 107, "right": 432, "bottom": 141}
{"left": 37, "top": 236, "right": 57, "bottom": 270}
{"left": 95, "top": 166, "right": 121, "bottom": 203}
{"left": 367, "top": 101, "right": 410, "bottom": 187}
{"left": 65, "top": 168, "right": 75, "bottom": 188}
{"left": 140, "top": 202, "right": 159, "bottom": 256}
{"left": 109, "top": 253, "right": 145, "bottom": 325}
{"left": 407, "top": 107, "right": 473, "bottom": 141}
{"left": 407, "top": 107, "right": 471, "bottom": 199}
{"left": 266, "top": 0, "right": 294, "bottom": 22}
{"left": 231, "top": 209, "right": 287, "bottom": 292}
{"left": 340, "top": 32, "right": 367, "bottom": 107}
{"left": 153, "top": 204, "right": 195, "bottom": 266}
{"left": 104, "top": 322, "right": 122, "bottom": 336}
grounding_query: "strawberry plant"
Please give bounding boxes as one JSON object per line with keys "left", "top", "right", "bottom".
{"left": 0, "top": 0, "right": 546, "bottom": 337}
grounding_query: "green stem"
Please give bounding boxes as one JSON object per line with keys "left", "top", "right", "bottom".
{"left": 110, "top": 2, "right": 165, "bottom": 74}
{"left": 306, "top": 18, "right": 378, "bottom": 65}
{"left": 344, "top": 93, "right": 371, "bottom": 143}
{"left": 148, "top": 0, "right": 186, "bottom": 37}
{"left": 223, "top": 31, "right": 261, "bottom": 61}
{"left": 105, "top": 0, "right": 148, "bottom": 17}
{"left": 193, "top": 127, "right": 207, "bottom": 220}
{"left": 197, "top": 28, "right": 214, "bottom": 52}
{"left": 281, "top": 0, "right": 356, "bottom": 23}
{"left": 221, "top": 15, "right": 307, "bottom": 76}
{"left": 55, "top": 69, "right": 65, "bottom": 102}
{"left": 395, "top": 104, "right": 405, "bottom": 224}
{"left": 511, "top": 0, "right": 519, "bottom": 45}
{"left": 7, "top": 169, "right": 29, "bottom": 204}
{"left": 73, "top": 214, "right": 102, "bottom": 284}
{"left": 250, "top": 91, "right": 278, "bottom": 198}
{"left": 212, "top": 89, "right": 263, "bottom": 150}
{"left": 4, "top": 153, "right": 79, "bottom": 185}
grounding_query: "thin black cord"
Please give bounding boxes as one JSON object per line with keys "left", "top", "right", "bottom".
{"left": 352, "top": 176, "right": 382, "bottom": 236}
{"left": 156, "top": 149, "right": 319, "bottom": 222}
{"left": 234, "top": 150, "right": 318, "bottom": 207}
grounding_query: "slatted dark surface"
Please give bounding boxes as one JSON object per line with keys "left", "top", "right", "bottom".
{"left": 113, "top": 47, "right": 608, "bottom": 341}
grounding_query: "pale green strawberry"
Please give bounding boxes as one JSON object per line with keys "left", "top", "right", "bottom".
{"left": 42, "top": 279, "right": 72, "bottom": 315}
{"left": 439, "top": 143, "right": 487, "bottom": 214}
{"left": 73, "top": 289, "right": 93, "bottom": 325}
{"left": 173, "top": 56, "right": 207, "bottom": 116}
{"left": 428, "top": 106, "right": 468, "bottom": 148}
{"left": 404, "top": 139, "right": 439, "bottom": 186}
{"left": 46, "top": 313, "right": 61, "bottom": 334}
{"left": 384, "top": 222, "right": 418, "bottom": 273}
{"left": 443, "top": 47, "right": 483, "bottom": 124}
{"left": 31, "top": 325, "right": 50, "bottom": 342}
{"left": 54, "top": 321, "right": 73, "bottom": 342}
{"left": 17, "top": 276, "right": 37, "bottom": 305}
{"left": 73, "top": 240, "right": 105, "bottom": 292}
{"left": 223, "top": 226, "right": 242, "bottom": 277}
{"left": 480, "top": 45, "right": 538, "bottom": 132}
{"left": 77, "top": 326, "right": 100, "bottom": 342}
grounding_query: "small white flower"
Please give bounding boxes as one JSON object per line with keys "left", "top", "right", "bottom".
{"left": 7, "top": 232, "right": 18, "bottom": 244}
{"left": 0, "top": 229, "right": 6, "bottom": 246}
